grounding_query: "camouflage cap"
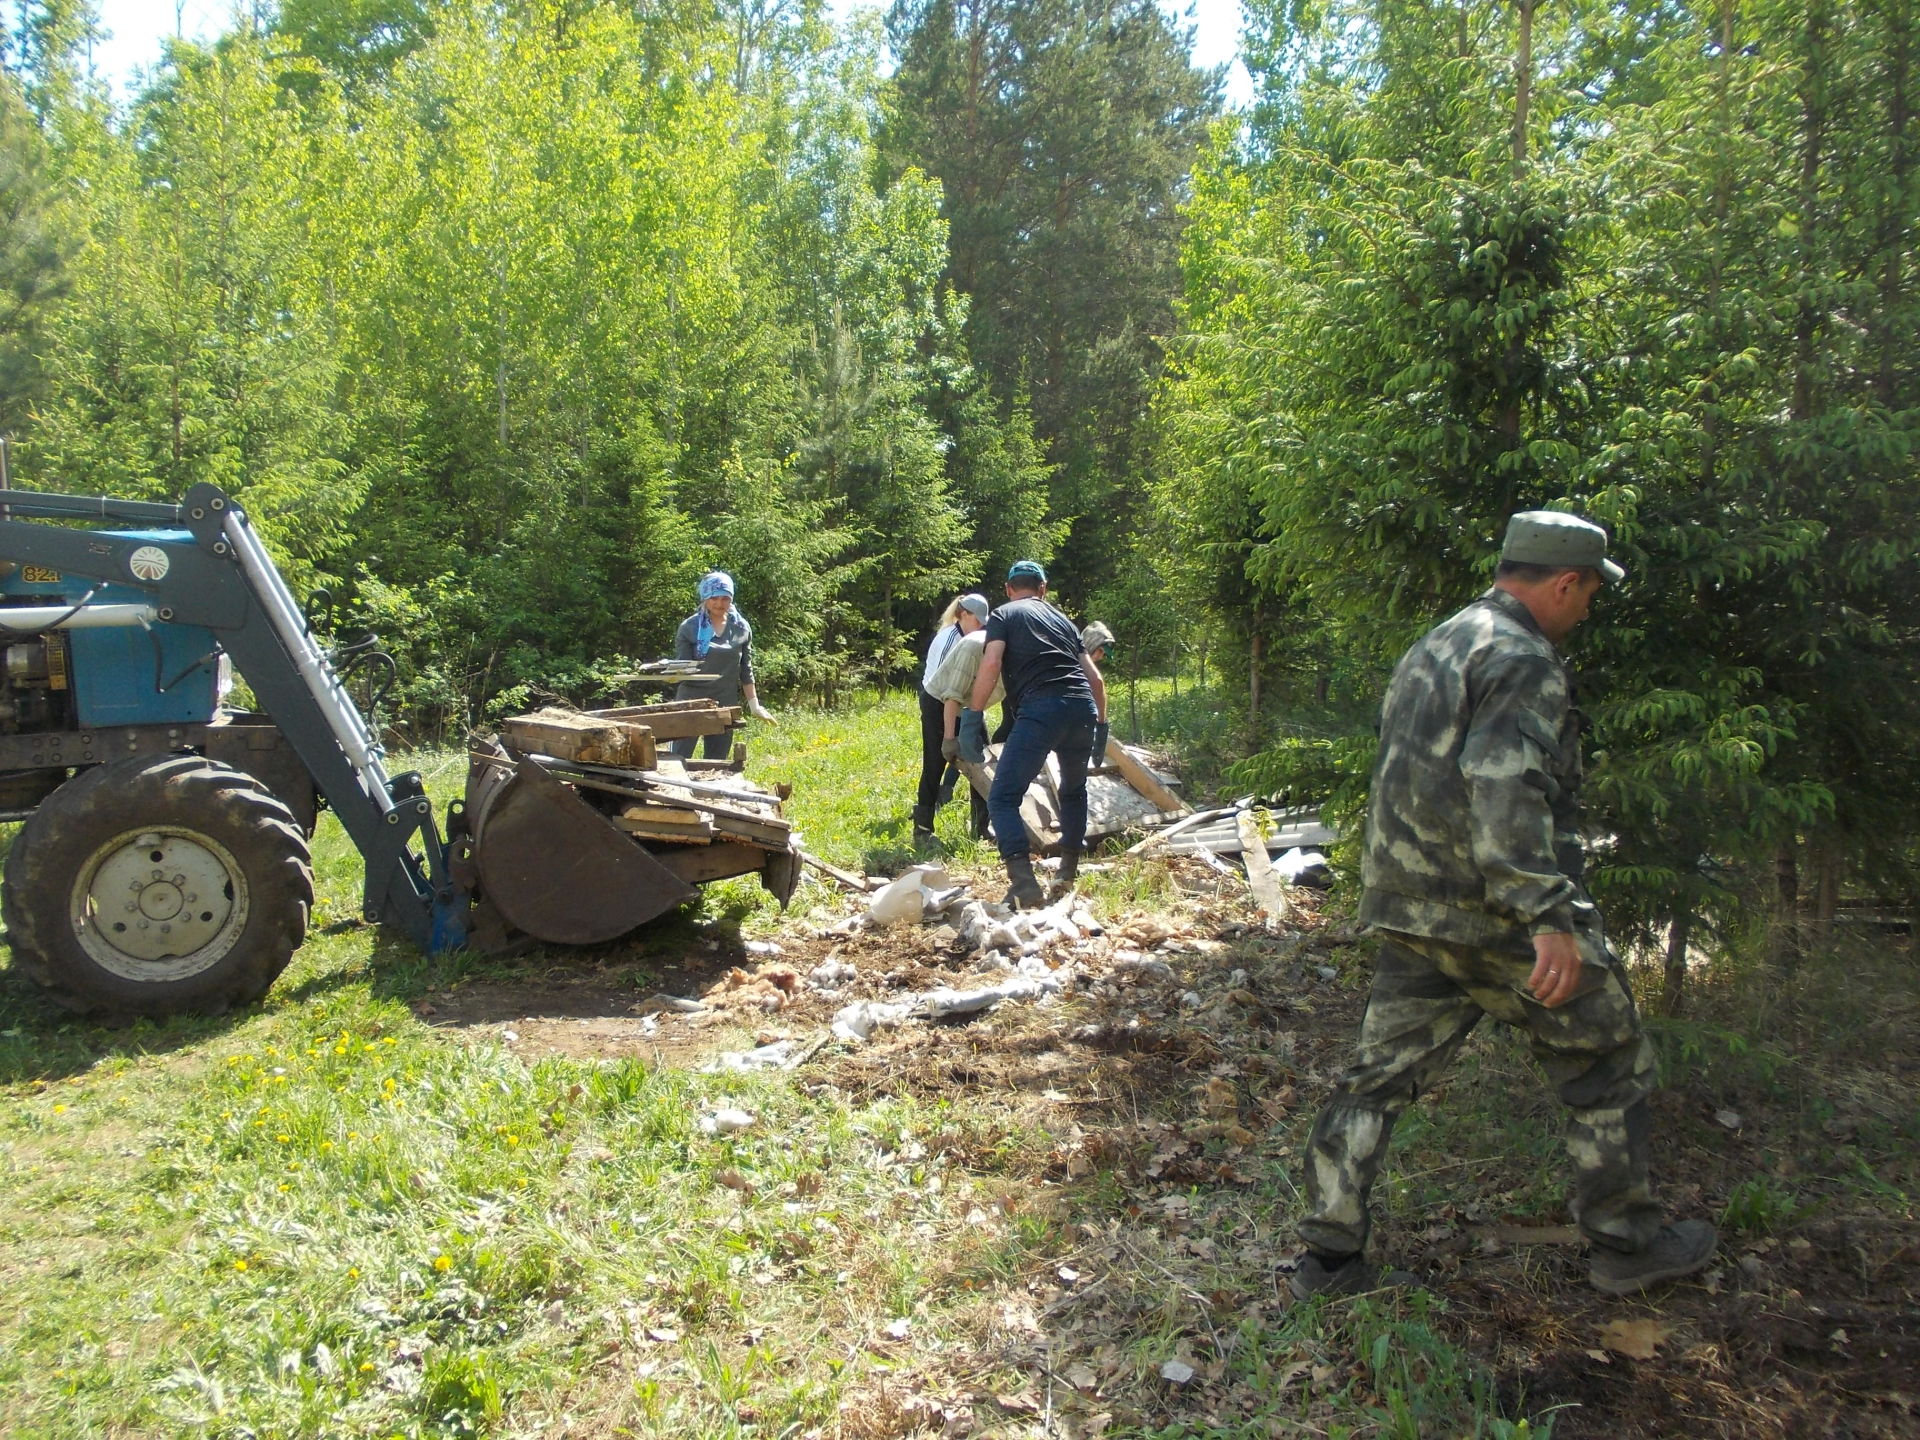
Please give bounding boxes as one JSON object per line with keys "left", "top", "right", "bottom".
{"left": 1081, "top": 621, "right": 1115, "bottom": 652}
{"left": 1501, "top": 512, "right": 1626, "bottom": 584}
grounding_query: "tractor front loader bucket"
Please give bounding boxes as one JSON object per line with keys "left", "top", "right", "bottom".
{"left": 461, "top": 742, "right": 696, "bottom": 947}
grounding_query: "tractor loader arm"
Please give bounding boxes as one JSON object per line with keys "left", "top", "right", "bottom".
{"left": 0, "top": 483, "right": 451, "bottom": 950}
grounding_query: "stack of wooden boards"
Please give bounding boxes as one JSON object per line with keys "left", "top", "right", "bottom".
{"left": 497, "top": 699, "right": 795, "bottom": 864}
{"left": 958, "top": 735, "right": 1189, "bottom": 850}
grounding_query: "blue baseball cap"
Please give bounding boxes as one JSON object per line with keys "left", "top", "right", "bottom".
{"left": 1006, "top": 560, "right": 1047, "bottom": 586}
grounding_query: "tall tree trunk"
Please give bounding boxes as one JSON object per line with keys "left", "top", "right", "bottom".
{"left": 1791, "top": 2, "right": 1828, "bottom": 425}
{"left": 1511, "top": 0, "right": 1534, "bottom": 172}
{"left": 1770, "top": 842, "right": 1802, "bottom": 972}
{"left": 1248, "top": 605, "right": 1263, "bottom": 725}
{"left": 1876, "top": 0, "right": 1912, "bottom": 404}
{"left": 1661, "top": 910, "right": 1693, "bottom": 1017}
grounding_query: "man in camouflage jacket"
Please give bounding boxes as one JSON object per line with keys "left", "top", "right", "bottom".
{"left": 1291, "top": 512, "right": 1717, "bottom": 1300}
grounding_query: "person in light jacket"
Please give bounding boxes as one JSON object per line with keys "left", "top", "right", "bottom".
{"left": 672, "top": 571, "right": 774, "bottom": 759}
{"left": 912, "top": 593, "right": 989, "bottom": 842}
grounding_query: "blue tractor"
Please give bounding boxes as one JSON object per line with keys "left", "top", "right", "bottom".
{"left": 0, "top": 482, "right": 795, "bottom": 1016}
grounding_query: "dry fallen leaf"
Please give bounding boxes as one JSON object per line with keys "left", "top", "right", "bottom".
{"left": 1160, "top": 1359, "right": 1196, "bottom": 1385}
{"left": 1063, "top": 1362, "right": 1098, "bottom": 1391}
{"left": 1597, "top": 1317, "right": 1671, "bottom": 1360}
{"left": 1201, "top": 1077, "right": 1238, "bottom": 1120}
{"left": 993, "top": 1391, "right": 1040, "bottom": 1415}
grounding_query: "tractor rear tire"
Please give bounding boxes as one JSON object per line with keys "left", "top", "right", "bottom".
{"left": 3, "top": 753, "right": 313, "bottom": 1017}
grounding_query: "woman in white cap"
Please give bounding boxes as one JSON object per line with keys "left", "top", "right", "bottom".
{"left": 672, "top": 571, "right": 774, "bottom": 759}
{"left": 913, "top": 592, "right": 990, "bottom": 842}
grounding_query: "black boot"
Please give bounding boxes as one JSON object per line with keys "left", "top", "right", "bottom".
{"left": 912, "top": 803, "right": 937, "bottom": 844}
{"left": 1003, "top": 854, "right": 1045, "bottom": 909}
{"left": 1055, "top": 849, "right": 1081, "bottom": 890}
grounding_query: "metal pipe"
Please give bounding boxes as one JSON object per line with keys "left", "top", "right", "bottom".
{"left": 220, "top": 508, "right": 394, "bottom": 810}
{"left": 0, "top": 603, "right": 159, "bottom": 631}
{"left": 0, "top": 489, "right": 184, "bottom": 523}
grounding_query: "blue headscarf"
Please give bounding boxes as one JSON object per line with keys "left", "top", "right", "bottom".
{"left": 695, "top": 571, "right": 736, "bottom": 658}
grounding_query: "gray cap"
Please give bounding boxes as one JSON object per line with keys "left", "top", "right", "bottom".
{"left": 1081, "top": 621, "right": 1114, "bottom": 652}
{"left": 1501, "top": 511, "right": 1626, "bottom": 584}
{"left": 957, "top": 593, "right": 989, "bottom": 620}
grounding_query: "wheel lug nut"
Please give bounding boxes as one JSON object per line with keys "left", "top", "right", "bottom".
{"left": 151, "top": 869, "right": 164, "bottom": 881}
{"left": 171, "top": 874, "right": 185, "bottom": 886}
{"left": 126, "top": 903, "right": 138, "bottom": 913}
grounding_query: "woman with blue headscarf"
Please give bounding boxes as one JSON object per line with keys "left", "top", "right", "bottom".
{"left": 672, "top": 571, "right": 775, "bottom": 758}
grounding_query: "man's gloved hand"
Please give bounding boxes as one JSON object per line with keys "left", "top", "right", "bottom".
{"left": 940, "top": 736, "right": 960, "bottom": 761}
{"left": 1090, "top": 720, "right": 1110, "bottom": 770}
{"left": 957, "top": 708, "right": 988, "bottom": 764}
{"left": 749, "top": 702, "right": 777, "bottom": 724}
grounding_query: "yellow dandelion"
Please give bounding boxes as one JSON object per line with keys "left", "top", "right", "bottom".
{"left": 359, "top": 1361, "right": 375, "bottom": 1373}
{"left": 433, "top": 1255, "right": 452, "bottom": 1272}
{"left": 276, "top": 1134, "right": 291, "bottom": 1143}
{"left": 347, "top": 1266, "right": 360, "bottom": 1279}
{"left": 233, "top": 1260, "right": 249, "bottom": 1272}
{"left": 52, "top": 1104, "right": 66, "bottom": 1114}
{"left": 277, "top": 1183, "right": 289, "bottom": 1193}
{"left": 320, "top": 1140, "right": 334, "bottom": 1152}
{"left": 506, "top": 1134, "right": 520, "bottom": 1147}
{"left": 346, "top": 1131, "right": 359, "bottom": 1140}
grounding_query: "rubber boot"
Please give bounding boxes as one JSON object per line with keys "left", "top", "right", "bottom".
{"left": 1003, "top": 854, "right": 1045, "bottom": 909}
{"left": 1055, "top": 849, "right": 1081, "bottom": 891}
{"left": 911, "top": 803, "right": 937, "bottom": 845}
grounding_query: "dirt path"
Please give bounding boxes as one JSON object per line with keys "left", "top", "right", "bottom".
{"left": 410, "top": 867, "right": 1920, "bottom": 1438}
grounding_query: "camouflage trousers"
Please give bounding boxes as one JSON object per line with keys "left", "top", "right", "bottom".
{"left": 1297, "top": 928, "right": 1664, "bottom": 1259}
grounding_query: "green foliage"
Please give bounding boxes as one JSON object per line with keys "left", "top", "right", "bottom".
{"left": 0, "top": 70, "right": 71, "bottom": 433}
{"left": 1, "top": 0, "right": 1073, "bottom": 725}
{"left": 1163, "top": 0, "right": 1920, "bottom": 946}
{"left": 1720, "top": 1177, "right": 1806, "bottom": 1237}
{"left": 882, "top": 0, "right": 1221, "bottom": 597}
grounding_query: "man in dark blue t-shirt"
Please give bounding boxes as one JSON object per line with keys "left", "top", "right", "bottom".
{"left": 959, "top": 560, "right": 1109, "bottom": 907}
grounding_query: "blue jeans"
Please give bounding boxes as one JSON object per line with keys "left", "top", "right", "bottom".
{"left": 988, "top": 691, "right": 1097, "bottom": 859}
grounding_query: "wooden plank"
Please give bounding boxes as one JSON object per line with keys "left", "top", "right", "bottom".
{"left": 801, "top": 850, "right": 877, "bottom": 891}
{"left": 619, "top": 803, "right": 713, "bottom": 828}
{"left": 502, "top": 711, "right": 641, "bottom": 767}
{"left": 709, "top": 813, "right": 794, "bottom": 846}
{"left": 956, "top": 748, "right": 1058, "bottom": 850}
{"left": 626, "top": 707, "right": 741, "bottom": 741}
{"left": 613, "top": 821, "right": 714, "bottom": 845}
{"left": 591, "top": 699, "right": 723, "bottom": 718}
{"left": 650, "top": 840, "right": 767, "bottom": 884}
{"left": 1104, "top": 737, "right": 1188, "bottom": 817}
{"left": 1237, "top": 810, "right": 1294, "bottom": 922}
{"left": 635, "top": 784, "right": 790, "bottom": 831}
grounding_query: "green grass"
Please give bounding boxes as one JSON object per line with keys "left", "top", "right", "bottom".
{"left": 0, "top": 690, "right": 1682, "bottom": 1437}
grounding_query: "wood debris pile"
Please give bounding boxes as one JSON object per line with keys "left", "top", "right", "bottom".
{"left": 957, "top": 735, "right": 1190, "bottom": 849}
{"left": 495, "top": 699, "right": 797, "bottom": 886}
